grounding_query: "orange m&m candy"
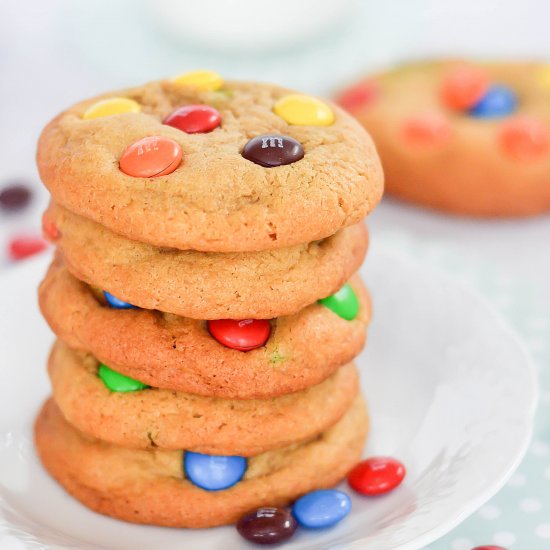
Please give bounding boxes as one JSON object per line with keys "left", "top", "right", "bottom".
{"left": 440, "top": 66, "right": 489, "bottom": 111}
{"left": 119, "top": 136, "right": 183, "bottom": 178}
{"left": 402, "top": 113, "right": 451, "bottom": 147}
{"left": 499, "top": 116, "right": 550, "bottom": 161}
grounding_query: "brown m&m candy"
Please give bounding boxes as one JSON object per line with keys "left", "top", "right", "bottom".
{"left": 237, "top": 507, "right": 297, "bottom": 545}
{"left": 241, "top": 134, "right": 304, "bottom": 167}
{"left": 0, "top": 183, "right": 32, "bottom": 211}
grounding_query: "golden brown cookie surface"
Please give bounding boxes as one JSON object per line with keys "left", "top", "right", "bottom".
{"left": 44, "top": 203, "right": 369, "bottom": 319}
{"left": 338, "top": 60, "right": 550, "bottom": 217}
{"left": 34, "top": 397, "right": 367, "bottom": 528}
{"left": 37, "top": 79, "right": 383, "bottom": 252}
{"left": 48, "top": 341, "right": 359, "bottom": 455}
{"left": 39, "top": 258, "right": 370, "bottom": 398}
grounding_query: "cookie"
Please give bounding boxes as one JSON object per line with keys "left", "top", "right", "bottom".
{"left": 48, "top": 341, "right": 359, "bottom": 455}
{"left": 337, "top": 60, "right": 550, "bottom": 217}
{"left": 39, "top": 258, "right": 370, "bottom": 398}
{"left": 43, "top": 203, "right": 368, "bottom": 319}
{"left": 34, "top": 396, "right": 368, "bottom": 528}
{"left": 37, "top": 77, "right": 383, "bottom": 252}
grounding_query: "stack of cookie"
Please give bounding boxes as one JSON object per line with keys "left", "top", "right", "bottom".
{"left": 35, "top": 71, "right": 384, "bottom": 528}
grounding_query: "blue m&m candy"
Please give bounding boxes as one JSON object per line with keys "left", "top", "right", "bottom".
{"left": 103, "top": 290, "right": 136, "bottom": 310}
{"left": 292, "top": 489, "right": 351, "bottom": 529}
{"left": 184, "top": 452, "right": 246, "bottom": 491}
{"left": 469, "top": 85, "right": 517, "bottom": 118}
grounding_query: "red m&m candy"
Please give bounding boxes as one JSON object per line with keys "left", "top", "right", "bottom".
{"left": 208, "top": 319, "right": 271, "bottom": 351}
{"left": 441, "top": 66, "right": 489, "bottom": 111}
{"left": 336, "top": 81, "right": 378, "bottom": 112}
{"left": 164, "top": 105, "right": 221, "bottom": 134}
{"left": 499, "top": 116, "right": 550, "bottom": 161}
{"left": 119, "top": 136, "right": 183, "bottom": 178}
{"left": 41, "top": 213, "right": 60, "bottom": 241}
{"left": 471, "top": 546, "right": 508, "bottom": 550}
{"left": 348, "top": 457, "right": 406, "bottom": 496}
{"left": 8, "top": 236, "right": 47, "bottom": 261}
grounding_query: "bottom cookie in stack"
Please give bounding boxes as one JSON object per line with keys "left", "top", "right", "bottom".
{"left": 35, "top": 394, "right": 367, "bottom": 528}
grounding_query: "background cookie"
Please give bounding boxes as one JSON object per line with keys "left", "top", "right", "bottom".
{"left": 40, "top": 259, "right": 370, "bottom": 398}
{"left": 37, "top": 78, "right": 383, "bottom": 252}
{"left": 44, "top": 204, "right": 368, "bottom": 319}
{"left": 49, "top": 341, "right": 359, "bottom": 455}
{"left": 35, "top": 396, "right": 367, "bottom": 528}
{"left": 338, "top": 60, "right": 550, "bottom": 217}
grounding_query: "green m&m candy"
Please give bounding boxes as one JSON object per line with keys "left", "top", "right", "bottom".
{"left": 318, "top": 284, "right": 359, "bottom": 321}
{"left": 98, "top": 364, "right": 149, "bottom": 392}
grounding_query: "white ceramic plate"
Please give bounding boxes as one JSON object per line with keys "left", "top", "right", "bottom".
{"left": 0, "top": 244, "right": 537, "bottom": 550}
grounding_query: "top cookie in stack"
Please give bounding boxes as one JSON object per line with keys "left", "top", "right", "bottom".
{"left": 35, "top": 71, "right": 384, "bottom": 530}
{"left": 38, "top": 73, "right": 383, "bottom": 253}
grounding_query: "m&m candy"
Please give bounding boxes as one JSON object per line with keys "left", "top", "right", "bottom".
{"left": 82, "top": 97, "right": 141, "bottom": 120}
{"left": 0, "top": 183, "right": 31, "bottom": 211}
{"left": 207, "top": 319, "right": 271, "bottom": 351}
{"left": 184, "top": 451, "right": 246, "bottom": 491}
{"left": 440, "top": 66, "right": 489, "bottom": 111}
{"left": 41, "top": 214, "right": 60, "bottom": 241}
{"left": 172, "top": 70, "right": 223, "bottom": 91}
{"left": 8, "top": 236, "right": 47, "bottom": 261}
{"left": 241, "top": 134, "right": 304, "bottom": 167}
{"left": 237, "top": 507, "right": 298, "bottom": 545}
{"left": 163, "top": 105, "right": 221, "bottom": 134}
{"left": 471, "top": 546, "right": 507, "bottom": 550}
{"left": 119, "top": 136, "right": 183, "bottom": 178}
{"left": 348, "top": 457, "right": 406, "bottom": 496}
{"left": 336, "top": 81, "right": 378, "bottom": 113}
{"left": 536, "top": 66, "right": 550, "bottom": 91}
{"left": 402, "top": 113, "right": 451, "bottom": 146}
{"left": 469, "top": 85, "right": 517, "bottom": 118}
{"left": 274, "top": 94, "right": 334, "bottom": 126}
{"left": 103, "top": 291, "right": 137, "bottom": 310}
{"left": 292, "top": 489, "right": 351, "bottom": 529}
{"left": 98, "top": 364, "right": 149, "bottom": 392}
{"left": 499, "top": 116, "right": 549, "bottom": 161}
{"left": 319, "top": 284, "right": 359, "bottom": 321}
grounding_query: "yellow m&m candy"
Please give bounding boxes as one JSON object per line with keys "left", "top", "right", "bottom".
{"left": 274, "top": 94, "right": 334, "bottom": 126}
{"left": 537, "top": 66, "right": 550, "bottom": 91}
{"left": 83, "top": 97, "right": 141, "bottom": 120}
{"left": 172, "top": 70, "right": 223, "bottom": 91}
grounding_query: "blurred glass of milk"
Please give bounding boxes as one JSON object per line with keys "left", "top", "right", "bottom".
{"left": 144, "top": 0, "right": 354, "bottom": 53}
